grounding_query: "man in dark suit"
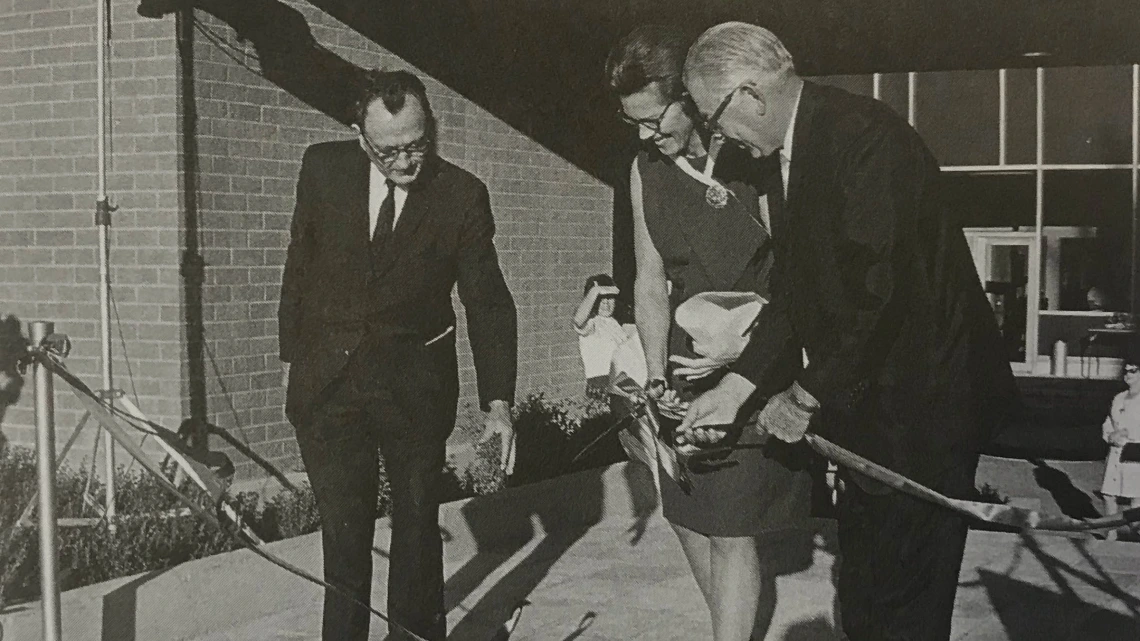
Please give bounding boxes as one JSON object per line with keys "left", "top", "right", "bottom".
{"left": 678, "top": 22, "right": 1016, "bottom": 641}
{"left": 279, "top": 69, "right": 517, "bottom": 641}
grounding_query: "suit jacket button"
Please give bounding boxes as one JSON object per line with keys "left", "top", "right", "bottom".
{"left": 343, "top": 349, "right": 350, "bottom": 356}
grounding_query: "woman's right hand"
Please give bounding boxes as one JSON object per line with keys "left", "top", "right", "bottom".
{"left": 1110, "top": 429, "right": 1130, "bottom": 447}
{"left": 593, "top": 284, "right": 620, "bottom": 297}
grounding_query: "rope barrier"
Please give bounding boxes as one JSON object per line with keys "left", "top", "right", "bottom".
{"left": 29, "top": 346, "right": 434, "bottom": 641}
{"left": 604, "top": 381, "right": 1140, "bottom": 535}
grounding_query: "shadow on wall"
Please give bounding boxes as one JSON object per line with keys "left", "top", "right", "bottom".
{"left": 0, "top": 316, "right": 29, "bottom": 449}
{"left": 137, "top": 0, "right": 365, "bottom": 478}
{"left": 139, "top": 0, "right": 369, "bottom": 125}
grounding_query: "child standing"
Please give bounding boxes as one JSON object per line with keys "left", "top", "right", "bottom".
{"left": 573, "top": 274, "right": 627, "bottom": 399}
{"left": 1101, "top": 360, "right": 1140, "bottom": 539}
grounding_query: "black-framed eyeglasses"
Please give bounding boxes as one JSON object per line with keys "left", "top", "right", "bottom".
{"left": 698, "top": 83, "right": 748, "bottom": 136}
{"left": 618, "top": 100, "right": 678, "bottom": 136}
{"left": 360, "top": 132, "right": 432, "bottom": 166}
{"left": 1125, "top": 365, "right": 1140, "bottom": 374}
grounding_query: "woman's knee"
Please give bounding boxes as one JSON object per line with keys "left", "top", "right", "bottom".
{"left": 709, "top": 535, "right": 758, "bottom": 559}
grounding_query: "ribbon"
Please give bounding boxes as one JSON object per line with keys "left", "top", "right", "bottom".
{"left": 685, "top": 423, "right": 1140, "bottom": 534}
{"left": 801, "top": 433, "right": 1140, "bottom": 533}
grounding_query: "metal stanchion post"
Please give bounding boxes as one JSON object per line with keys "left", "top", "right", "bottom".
{"left": 30, "top": 320, "right": 63, "bottom": 641}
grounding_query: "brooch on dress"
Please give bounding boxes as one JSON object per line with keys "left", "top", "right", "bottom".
{"left": 705, "top": 183, "right": 729, "bottom": 209}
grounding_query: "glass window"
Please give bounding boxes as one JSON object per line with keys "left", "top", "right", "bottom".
{"left": 1043, "top": 66, "right": 1133, "bottom": 165}
{"left": 916, "top": 70, "right": 1000, "bottom": 166}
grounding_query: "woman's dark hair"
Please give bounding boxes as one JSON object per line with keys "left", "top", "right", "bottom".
{"left": 1124, "top": 336, "right": 1140, "bottom": 368}
{"left": 605, "top": 25, "right": 692, "bottom": 100}
{"left": 351, "top": 69, "right": 437, "bottom": 141}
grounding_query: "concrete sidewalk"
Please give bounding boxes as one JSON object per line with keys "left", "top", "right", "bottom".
{"left": 3, "top": 462, "right": 1139, "bottom": 641}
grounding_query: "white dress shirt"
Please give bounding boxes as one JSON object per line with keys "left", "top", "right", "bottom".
{"left": 779, "top": 81, "right": 803, "bottom": 200}
{"left": 368, "top": 163, "right": 410, "bottom": 236}
{"left": 756, "top": 82, "right": 803, "bottom": 235}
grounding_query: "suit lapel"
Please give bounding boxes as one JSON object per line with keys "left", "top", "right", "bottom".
{"left": 348, "top": 146, "right": 371, "bottom": 242}
{"left": 336, "top": 145, "right": 381, "bottom": 282}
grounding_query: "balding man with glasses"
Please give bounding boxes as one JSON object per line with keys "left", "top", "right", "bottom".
{"left": 679, "top": 22, "right": 1017, "bottom": 641}
{"left": 278, "top": 69, "right": 517, "bottom": 641}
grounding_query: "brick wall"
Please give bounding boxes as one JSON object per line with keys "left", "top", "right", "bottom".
{"left": 0, "top": 0, "right": 184, "bottom": 472}
{"left": 1, "top": 0, "right": 613, "bottom": 481}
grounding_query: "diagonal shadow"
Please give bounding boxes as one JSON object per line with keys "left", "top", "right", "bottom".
{"left": 979, "top": 568, "right": 1140, "bottom": 641}
{"left": 99, "top": 567, "right": 173, "bottom": 641}
{"left": 163, "top": 0, "right": 324, "bottom": 489}
{"left": 1018, "top": 535, "right": 1140, "bottom": 612}
{"left": 1029, "top": 459, "right": 1103, "bottom": 520}
{"left": 142, "top": 0, "right": 371, "bottom": 126}
{"left": 441, "top": 468, "right": 607, "bottom": 641}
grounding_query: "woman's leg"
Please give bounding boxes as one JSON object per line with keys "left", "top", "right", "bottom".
{"left": 671, "top": 522, "right": 714, "bottom": 608}
{"left": 709, "top": 535, "right": 763, "bottom": 641}
{"left": 1105, "top": 495, "right": 1120, "bottom": 540}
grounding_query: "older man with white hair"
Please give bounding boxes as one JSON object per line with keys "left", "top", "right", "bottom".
{"left": 678, "top": 21, "right": 1017, "bottom": 641}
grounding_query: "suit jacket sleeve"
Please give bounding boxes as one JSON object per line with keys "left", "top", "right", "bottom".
{"left": 278, "top": 146, "right": 316, "bottom": 363}
{"left": 795, "top": 125, "right": 921, "bottom": 408}
{"left": 457, "top": 183, "right": 518, "bottom": 410}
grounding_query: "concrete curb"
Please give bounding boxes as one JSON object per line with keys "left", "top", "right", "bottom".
{"left": 0, "top": 462, "right": 657, "bottom": 641}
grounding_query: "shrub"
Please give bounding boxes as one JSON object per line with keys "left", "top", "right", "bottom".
{"left": 972, "top": 483, "right": 1010, "bottom": 505}
{"left": 260, "top": 484, "right": 321, "bottom": 540}
{"left": 506, "top": 392, "right": 626, "bottom": 487}
{"left": 0, "top": 391, "right": 621, "bottom": 607}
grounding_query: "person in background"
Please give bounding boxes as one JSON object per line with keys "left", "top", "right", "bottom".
{"left": 1087, "top": 285, "right": 1110, "bottom": 311}
{"left": 1101, "top": 356, "right": 1140, "bottom": 540}
{"left": 607, "top": 25, "right": 811, "bottom": 641}
{"left": 573, "top": 273, "right": 628, "bottom": 400}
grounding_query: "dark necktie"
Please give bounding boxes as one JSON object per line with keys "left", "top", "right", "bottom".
{"left": 371, "top": 179, "right": 396, "bottom": 251}
{"left": 758, "top": 152, "right": 785, "bottom": 238}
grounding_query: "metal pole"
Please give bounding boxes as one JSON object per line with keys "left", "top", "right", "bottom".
{"left": 998, "top": 69, "right": 1007, "bottom": 166}
{"left": 1131, "top": 64, "right": 1138, "bottom": 316}
{"left": 95, "top": 0, "right": 116, "bottom": 526}
{"left": 30, "top": 321, "right": 62, "bottom": 641}
{"left": 907, "top": 71, "right": 917, "bottom": 127}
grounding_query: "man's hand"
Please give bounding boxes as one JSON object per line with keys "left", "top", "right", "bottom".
{"left": 758, "top": 382, "right": 818, "bottom": 443}
{"left": 280, "top": 362, "right": 290, "bottom": 388}
{"left": 675, "top": 373, "right": 756, "bottom": 450}
{"left": 479, "top": 400, "right": 516, "bottom": 475}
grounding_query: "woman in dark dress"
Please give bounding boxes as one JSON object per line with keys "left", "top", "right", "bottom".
{"left": 606, "top": 25, "right": 811, "bottom": 641}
